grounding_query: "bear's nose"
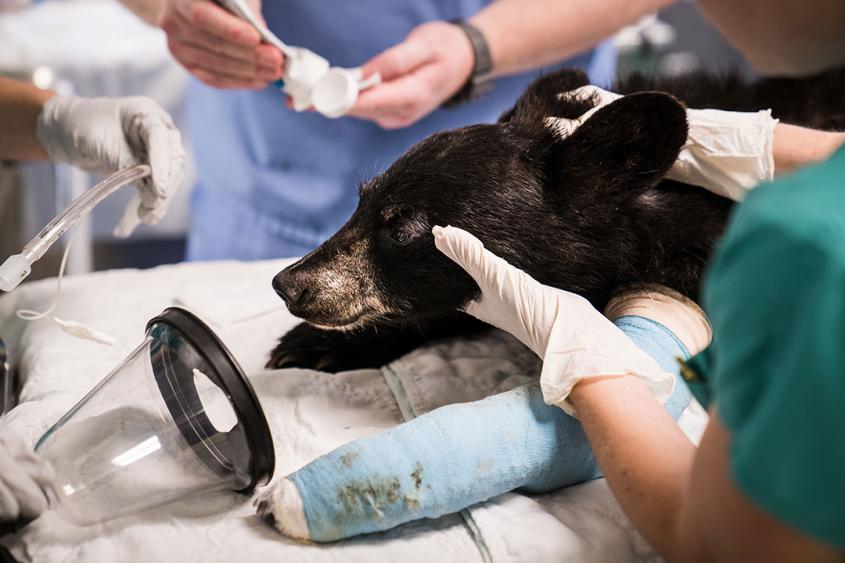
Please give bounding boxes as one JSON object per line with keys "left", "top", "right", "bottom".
{"left": 272, "top": 272, "right": 309, "bottom": 307}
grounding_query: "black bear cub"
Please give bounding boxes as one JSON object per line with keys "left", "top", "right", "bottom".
{"left": 268, "top": 67, "right": 845, "bottom": 372}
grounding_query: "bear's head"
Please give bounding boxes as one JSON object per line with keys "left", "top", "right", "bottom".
{"left": 271, "top": 70, "right": 690, "bottom": 331}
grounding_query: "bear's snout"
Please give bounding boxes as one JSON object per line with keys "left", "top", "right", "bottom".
{"left": 271, "top": 250, "right": 382, "bottom": 330}
{"left": 273, "top": 268, "right": 310, "bottom": 308}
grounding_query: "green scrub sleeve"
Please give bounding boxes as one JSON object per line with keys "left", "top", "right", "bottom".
{"left": 702, "top": 166, "right": 845, "bottom": 550}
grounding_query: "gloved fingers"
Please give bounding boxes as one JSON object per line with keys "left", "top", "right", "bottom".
{"left": 114, "top": 193, "right": 173, "bottom": 238}
{"left": 545, "top": 89, "right": 610, "bottom": 140}
{"left": 14, "top": 449, "right": 60, "bottom": 506}
{"left": 433, "top": 225, "right": 484, "bottom": 275}
{"left": 0, "top": 448, "right": 50, "bottom": 519}
{"left": 114, "top": 194, "right": 143, "bottom": 239}
{"left": 433, "top": 224, "right": 516, "bottom": 325}
{"left": 549, "top": 85, "right": 622, "bottom": 138}
{"left": 544, "top": 116, "right": 580, "bottom": 139}
{"left": 432, "top": 225, "right": 523, "bottom": 294}
{"left": 138, "top": 197, "right": 172, "bottom": 226}
{"left": 144, "top": 122, "right": 186, "bottom": 202}
{"left": 1, "top": 424, "right": 60, "bottom": 515}
{"left": 432, "top": 224, "right": 552, "bottom": 313}
{"left": 0, "top": 480, "right": 22, "bottom": 522}
{"left": 121, "top": 98, "right": 187, "bottom": 200}
{"left": 560, "top": 85, "right": 623, "bottom": 107}
{"left": 37, "top": 96, "right": 139, "bottom": 175}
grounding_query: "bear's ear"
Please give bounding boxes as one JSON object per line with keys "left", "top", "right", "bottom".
{"left": 544, "top": 92, "right": 688, "bottom": 195}
{"left": 499, "top": 69, "right": 591, "bottom": 125}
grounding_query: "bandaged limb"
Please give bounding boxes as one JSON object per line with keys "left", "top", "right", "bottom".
{"left": 256, "top": 295, "right": 708, "bottom": 542}
{"left": 547, "top": 85, "right": 778, "bottom": 201}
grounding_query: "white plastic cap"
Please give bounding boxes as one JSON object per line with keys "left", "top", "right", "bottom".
{"left": 311, "top": 68, "right": 360, "bottom": 119}
{"left": 0, "top": 254, "right": 32, "bottom": 293}
{"left": 283, "top": 47, "right": 331, "bottom": 111}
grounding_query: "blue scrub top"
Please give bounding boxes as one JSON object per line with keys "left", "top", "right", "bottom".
{"left": 186, "top": 0, "right": 616, "bottom": 260}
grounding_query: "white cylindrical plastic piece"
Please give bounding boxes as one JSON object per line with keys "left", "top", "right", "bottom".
{"left": 0, "top": 254, "right": 32, "bottom": 293}
{"left": 283, "top": 48, "right": 331, "bottom": 111}
{"left": 311, "top": 68, "right": 360, "bottom": 118}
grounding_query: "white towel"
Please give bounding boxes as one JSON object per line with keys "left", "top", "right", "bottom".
{"left": 174, "top": 281, "right": 282, "bottom": 328}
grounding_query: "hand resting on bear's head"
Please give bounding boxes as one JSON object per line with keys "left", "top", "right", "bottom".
{"left": 267, "top": 67, "right": 845, "bottom": 372}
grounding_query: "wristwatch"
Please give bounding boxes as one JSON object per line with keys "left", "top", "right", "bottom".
{"left": 444, "top": 20, "right": 494, "bottom": 107}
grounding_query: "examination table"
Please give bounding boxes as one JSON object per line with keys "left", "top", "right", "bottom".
{"left": 0, "top": 260, "right": 707, "bottom": 562}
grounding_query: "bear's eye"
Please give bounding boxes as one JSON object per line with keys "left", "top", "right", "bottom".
{"left": 389, "top": 228, "right": 412, "bottom": 245}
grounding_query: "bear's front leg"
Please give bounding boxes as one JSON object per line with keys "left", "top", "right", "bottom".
{"left": 266, "top": 315, "right": 488, "bottom": 372}
{"left": 265, "top": 322, "right": 431, "bottom": 372}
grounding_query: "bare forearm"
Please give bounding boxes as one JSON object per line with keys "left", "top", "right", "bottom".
{"left": 118, "top": 0, "right": 163, "bottom": 25}
{"left": 469, "top": 0, "right": 673, "bottom": 77}
{"left": 0, "top": 77, "right": 54, "bottom": 161}
{"left": 774, "top": 123, "right": 845, "bottom": 175}
{"left": 568, "top": 375, "right": 696, "bottom": 562}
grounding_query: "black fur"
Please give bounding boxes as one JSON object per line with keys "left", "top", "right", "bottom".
{"left": 268, "top": 67, "right": 844, "bottom": 372}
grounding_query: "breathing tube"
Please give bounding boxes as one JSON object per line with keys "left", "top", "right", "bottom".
{"left": 0, "top": 165, "right": 151, "bottom": 344}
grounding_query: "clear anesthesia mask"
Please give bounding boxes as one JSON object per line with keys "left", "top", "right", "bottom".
{"left": 34, "top": 307, "right": 275, "bottom": 526}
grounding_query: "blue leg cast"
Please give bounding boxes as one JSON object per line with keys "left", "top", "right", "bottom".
{"left": 279, "top": 316, "right": 693, "bottom": 542}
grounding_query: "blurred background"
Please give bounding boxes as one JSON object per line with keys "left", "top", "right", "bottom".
{"left": 0, "top": 0, "right": 752, "bottom": 281}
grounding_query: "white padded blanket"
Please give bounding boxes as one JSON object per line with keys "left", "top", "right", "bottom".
{"left": 0, "top": 260, "right": 706, "bottom": 562}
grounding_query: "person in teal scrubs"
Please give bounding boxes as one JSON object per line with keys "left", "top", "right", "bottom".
{"left": 680, "top": 144, "right": 845, "bottom": 553}
{"left": 431, "top": 0, "right": 845, "bottom": 560}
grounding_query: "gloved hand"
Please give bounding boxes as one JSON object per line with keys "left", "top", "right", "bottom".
{"left": 547, "top": 85, "right": 779, "bottom": 201}
{"left": 36, "top": 95, "right": 187, "bottom": 237}
{"left": 433, "top": 225, "right": 675, "bottom": 415}
{"left": 0, "top": 422, "right": 59, "bottom": 522}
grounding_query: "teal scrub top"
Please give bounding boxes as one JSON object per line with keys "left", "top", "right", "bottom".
{"left": 684, "top": 145, "right": 845, "bottom": 550}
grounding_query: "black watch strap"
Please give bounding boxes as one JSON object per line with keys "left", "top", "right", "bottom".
{"left": 444, "top": 20, "right": 494, "bottom": 107}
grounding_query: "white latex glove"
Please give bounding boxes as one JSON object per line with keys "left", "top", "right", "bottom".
{"left": 0, "top": 422, "right": 59, "bottom": 522}
{"left": 36, "top": 95, "right": 187, "bottom": 237}
{"left": 547, "top": 85, "right": 778, "bottom": 201}
{"left": 433, "top": 225, "right": 675, "bottom": 416}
